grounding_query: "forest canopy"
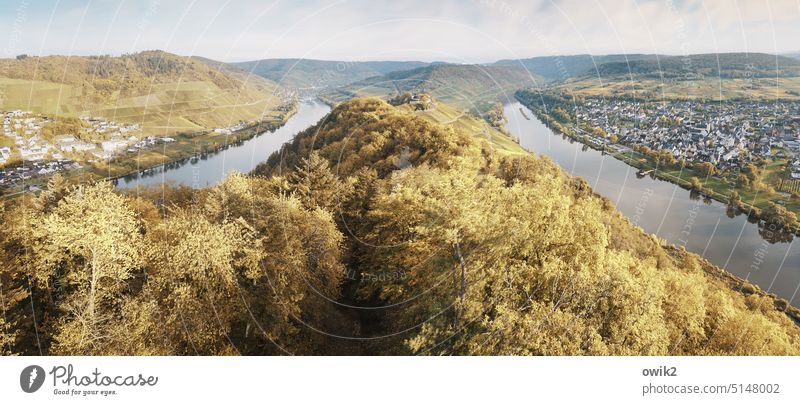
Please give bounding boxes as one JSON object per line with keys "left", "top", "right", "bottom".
{"left": 1, "top": 97, "right": 798, "bottom": 355}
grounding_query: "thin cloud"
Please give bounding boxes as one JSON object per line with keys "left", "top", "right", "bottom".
{"left": 0, "top": 0, "right": 798, "bottom": 61}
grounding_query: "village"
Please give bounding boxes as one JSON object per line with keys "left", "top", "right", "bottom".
{"left": 0, "top": 110, "right": 175, "bottom": 189}
{"left": 573, "top": 98, "right": 800, "bottom": 181}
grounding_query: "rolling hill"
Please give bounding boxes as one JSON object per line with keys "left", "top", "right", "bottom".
{"left": 0, "top": 51, "right": 288, "bottom": 135}
{"left": 234, "top": 58, "right": 431, "bottom": 89}
{"left": 548, "top": 53, "right": 800, "bottom": 100}
{"left": 255, "top": 97, "right": 800, "bottom": 355}
{"left": 328, "top": 63, "right": 542, "bottom": 116}
{"left": 3, "top": 96, "right": 799, "bottom": 355}
{"left": 591, "top": 53, "right": 800, "bottom": 79}
{"left": 494, "top": 54, "right": 664, "bottom": 82}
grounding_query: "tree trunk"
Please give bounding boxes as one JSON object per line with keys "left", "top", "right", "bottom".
{"left": 454, "top": 242, "right": 466, "bottom": 330}
{"left": 89, "top": 249, "right": 98, "bottom": 325}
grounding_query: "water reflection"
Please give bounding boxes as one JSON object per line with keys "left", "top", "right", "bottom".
{"left": 504, "top": 101, "right": 798, "bottom": 305}
{"left": 115, "top": 101, "right": 332, "bottom": 189}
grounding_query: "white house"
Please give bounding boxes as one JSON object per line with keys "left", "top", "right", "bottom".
{"left": 0, "top": 146, "right": 10, "bottom": 165}
{"left": 101, "top": 138, "right": 128, "bottom": 152}
{"left": 20, "top": 146, "right": 48, "bottom": 161}
{"left": 93, "top": 150, "right": 114, "bottom": 160}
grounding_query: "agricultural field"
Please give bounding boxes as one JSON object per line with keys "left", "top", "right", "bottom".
{"left": 554, "top": 76, "right": 800, "bottom": 101}
{"left": 0, "top": 51, "right": 289, "bottom": 136}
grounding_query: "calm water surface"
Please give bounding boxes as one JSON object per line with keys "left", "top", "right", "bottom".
{"left": 116, "top": 100, "right": 331, "bottom": 189}
{"left": 504, "top": 101, "right": 799, "bottom": 305}
{"left": 114, "top": 99, "right": 798, "bottom": 304}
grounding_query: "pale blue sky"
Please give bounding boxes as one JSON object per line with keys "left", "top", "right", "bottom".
{"left": 0, "top": 0, "right": 798, "bottom": 62}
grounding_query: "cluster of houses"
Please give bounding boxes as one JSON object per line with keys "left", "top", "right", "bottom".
{"left": 3, "top": 110, "right": 146, "bottom": 162}
{"left": 3, "top": 110, "right": 52, "bottom": 164}
{"left": 574, "top": 99, "right": 800, "bottom": 173}
{"left": 0, "top": 160, "right": 82, "bottom": 188}
{"left": 1, "top": 110, "right": 176, "bottom": 190}
{"left": 79, "top": 115, "right": 141, "bottom": 138}
{"left": 212, "top": 122, "right": 248, "bottom": 136}
{"left": 52, "top": 134, "right": 175, "bottom": 161}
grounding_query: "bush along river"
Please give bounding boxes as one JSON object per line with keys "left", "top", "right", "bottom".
{"left": 504, "top": 101, "right": 799, "bottom": 306}
{"left": 114, "top": 100, "right": 331, "bottom": 189}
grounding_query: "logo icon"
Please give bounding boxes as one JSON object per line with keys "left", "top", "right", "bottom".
{"left": 20, "top": 365, "right": 45, "bottom": 393}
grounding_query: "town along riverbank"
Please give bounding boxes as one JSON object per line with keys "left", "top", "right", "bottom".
{"left": 504, "top": 100, "right": 800, "bottom": 309}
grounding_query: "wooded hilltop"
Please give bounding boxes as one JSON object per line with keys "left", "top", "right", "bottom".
{"left": 1, "top": 97, "right": 798, "bottom": 355}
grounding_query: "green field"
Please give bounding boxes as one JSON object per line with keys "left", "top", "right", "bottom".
{"left": 554, "top": 76, "right": 800, "bottom": 101}
{"left": 0, "top": 51, "right": 287, "bottom": 136}
{"left": 609, "top": 148, "right": 800, "bottom": 216}
{"left": 0, "top": 78, "right": 284, "bottom": 136}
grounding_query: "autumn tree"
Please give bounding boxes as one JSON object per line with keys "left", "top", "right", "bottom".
{"left": 287, "top": 151, "right": 351, "bottom": 212}
{"left": 695, "top": 162, "right": 716, "bottom": 177}
{"left": 139, "top": 210, "right": 260, "bottom": 354}
{"left": 23, "top": 183, "right": 145, "bottom": 354}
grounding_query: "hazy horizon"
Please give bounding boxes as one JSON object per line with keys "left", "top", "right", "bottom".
{"left": 2, "top": 0, "right": 799, "bottom": 64}
{"left": 3, "top": 50, "right": 799, "bottom": 65}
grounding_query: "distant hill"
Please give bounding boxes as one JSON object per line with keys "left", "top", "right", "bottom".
{"left": 546, "top": 53, "right": 800, "bottom": 100}
{"left": 782, "top": 52, "right": 800, "bottom": 61}
{"left": 234, "top": 58, "right": 431, "bottom": 89}
{"left": 494, "top": 54, "right": 664, "bottom": 82}
{"left": 591, "top": 53, "right": 800, "bottom": 79}
{"left": 0, "top": 51, "right": 287, "bottom": 134}
{"left": 495, "top": 53, "right": 800, "bottom": 83}
{"left": 329, "top": 63, "right": 541, "bottom": 116}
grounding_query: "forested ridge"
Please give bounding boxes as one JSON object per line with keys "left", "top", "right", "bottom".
{"left": 1, "top": 97, "right": 798, "bottom": 355}
{"left": 1, "top": 51, "right": 270, "bottom": 100}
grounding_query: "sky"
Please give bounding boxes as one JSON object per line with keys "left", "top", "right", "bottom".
{"left": 0, "top": 0, "right": 799, "bottom": 63}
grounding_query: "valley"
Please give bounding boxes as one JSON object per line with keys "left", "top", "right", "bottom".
{"left": 2, "top": 49, "right": 800, "bottom": 357}
{"left": 0, "top": 51, "right": 296, "bottom": 195}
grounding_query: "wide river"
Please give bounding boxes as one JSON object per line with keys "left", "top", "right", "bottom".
{"left": 504, "top": 101, "right": 799, "bottom": 305}
{"left": 114, "top": 98, "right": 798, "bottom": 305}
{"left": 115, "top": 100, "right": 331, "bottom": 189}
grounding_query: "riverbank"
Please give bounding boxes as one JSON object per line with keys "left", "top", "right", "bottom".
{"left": 515, "top": 95, "right": 800, "bottom": 238}
{"left": 503, "top": 99, "right": 800, "bottom": 316}
{"left": 666, "top": 244, "right": 800, "bottom": 326}
{"left": 115, "top": 100, "right": 331, "bottom": 189}
{"left": 103, "top": 102, "right": 299, "bottom": 183}
{"left": 0, "top": 101, "right": 300, "bottom": 197}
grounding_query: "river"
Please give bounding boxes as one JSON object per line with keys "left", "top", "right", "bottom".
{"left": 111, "top": 98, "right": 798, "bottom": 305}
{"left": 115, "top": 100, "right": 331, "bottom": 189}
{"left": 504, "top": 101, "right": 799, "bottom": 305}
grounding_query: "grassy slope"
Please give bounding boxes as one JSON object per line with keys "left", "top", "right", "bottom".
{"left": 399, "top": 101, "right": 527, "bottom": 157}
{"left": 551, "top": 53, "right": 800, "bottom": 100}
{"left": 555, "top": 76, "right": 800, "bottom": 100}
{"left": 328, "top": 64, "right": 542, "bottom": 116}
{"left": 234, "top": 58, "right": 430, "bottom": 89}
{"left": 0, "top": 51, "right": 287, "bottom": 135}
{"left": 494, "top": 54, "right": 664, "bottom": 82}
